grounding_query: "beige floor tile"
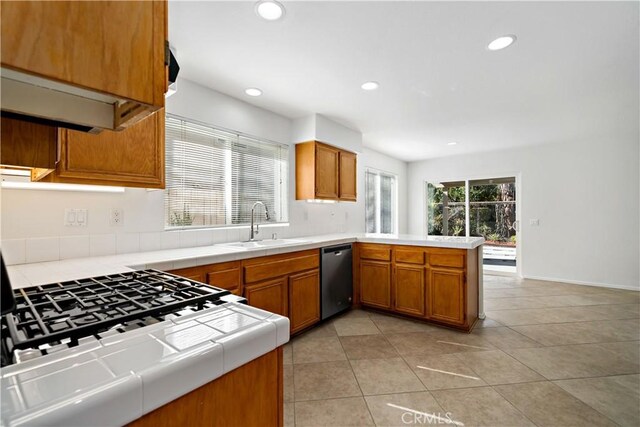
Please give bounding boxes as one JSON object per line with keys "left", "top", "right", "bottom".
{"left": 295, "top": 397, "right": 375, "bottom": 426}
{"left": 284, "top": 402, "right": 295, "bottom": 427}
{"left": 370, "top": 313, "right": 439, "bottom": 334}
{"left": 431, "top": 386, "right": 535, "bottom": 427}
{"left": 364, "top": 391, "right": 447, "bottom": 427}
{"left": 403, "top": 353, "right": 488, "bottom": 390}
{"left": 455, "top": 350, "right": 544, "bottom": 385}
{"left": 494, "top": 381, "right": 617, "bottom": 427}
{"left": 385, "top": 332, "right": 491, "bottom": 357}
{"left": 555, "top": 374, "right": 640, "bottom": 427}
{"left": 339, "top": 334, "right": 400, "bottom": 360}
{"left": 506, "top": 342, "right": 640, "bottom": 380}
{"left": 283, "top": 342, "right": 293, "bottom": 365}
{"left": 296, "top": 321, "right": 338, "bottom": 339}
{"left": 470, "top": 327, "right": 542, "bottom": 350}
{"left": 474, "top": 317, "right": 504, "bottom": 328}
{"left": 293, "top": 361, "right": 361, "bottom": 401}
{"left": 292, "top": 335, "right": 347, "bottom": 364}
{"left": 350, "top": 357, "right": 425, "bottom": 395}
{"left": 512, "top": 319, "right": 640, "bottom": 346}
{"left": 333, "top": 317, "right": 381, "bottom": 336}
{"left": 284, "top": 364, "right": 294, "bottom": 402}
{"left": 486, "top": 304, "right": 640, "bottom": 326}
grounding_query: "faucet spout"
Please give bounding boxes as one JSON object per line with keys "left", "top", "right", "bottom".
{"left": 249, "top": 201, "right": 269, "bottom": 241}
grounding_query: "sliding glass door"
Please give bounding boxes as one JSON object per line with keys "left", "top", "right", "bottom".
{"left": 426, "top": 176, "right": 518, "bottom": 273}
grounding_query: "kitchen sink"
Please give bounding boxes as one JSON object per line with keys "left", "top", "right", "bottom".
{"left": 216, "top": 238, "right": 310, "bottom": 249}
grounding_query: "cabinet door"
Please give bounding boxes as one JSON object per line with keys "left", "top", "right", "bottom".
{"left": 206, "top": 263, "right": 242, "bottom": 295}
{"left": 244, "top": 277, "right": 288, "bottom": 317}
{"left": 427, "top": 268, "right": 465, "bottom": 325}
{"left": 48, "top": 110, "right": 165, "bottom": 188}
{"left": 167, "top": 266, "right": 205, "bottom": 283}
{"left": 1, "top": 0, "right": 167, "bottom": 107}
{"left": 338, "top": 151, "right": 357, "bottom": 201}
{"left": 315, "top": 143, "right": 339, "bottom": 199}
{"left": 289, "top": 269, "right": 320, "bottom": 334}
{"left": 394, "top": 265, "right": 426, "bottom": 317}
{"left": 360, "top": 260, "right": 392, "bottom": 310}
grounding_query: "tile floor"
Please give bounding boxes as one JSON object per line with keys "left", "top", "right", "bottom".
{"left": 283, "top": 274, "right": 640, "bottom": 427}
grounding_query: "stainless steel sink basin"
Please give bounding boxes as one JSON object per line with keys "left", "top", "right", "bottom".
{"left": 216, "top": 239, "right": 310, "bottom": 249}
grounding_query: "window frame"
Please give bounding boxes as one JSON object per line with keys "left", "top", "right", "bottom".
{"left": 164, "top": 113, "right": 290, "bottom": 231}
{"left": 364, "top": 167, "right": 399, "bottom": 235}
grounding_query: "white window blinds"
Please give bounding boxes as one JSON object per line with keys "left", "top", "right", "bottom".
{"left": 365, "top": 169, "right": 397, "bottom": 234}
{"left": 165, "top": 115, "right": 289, "bottom": 228}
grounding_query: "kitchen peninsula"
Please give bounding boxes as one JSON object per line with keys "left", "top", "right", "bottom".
{"left": 1, "top": 233, "right": 483, "bottom": 426}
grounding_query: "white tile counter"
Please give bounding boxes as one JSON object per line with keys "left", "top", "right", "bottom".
{"left": 0, "top": 303, "right": 289, "bottom": 427}
{"left": 6, "top": 233, "right": 483, "bottom": 289}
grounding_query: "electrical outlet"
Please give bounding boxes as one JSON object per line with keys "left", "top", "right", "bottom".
{"left": 64, "top": 209, "right": 88, "bottom": 227}
{"left": 110, "top": 208, "right": 124, "bottom": 226}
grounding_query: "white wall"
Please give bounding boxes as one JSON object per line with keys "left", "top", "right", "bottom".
{"left": 407, "top": 134, "right": 639, "bottom": 290}
{"left": 0, "top": 78, "right": 408, "bottom": 265}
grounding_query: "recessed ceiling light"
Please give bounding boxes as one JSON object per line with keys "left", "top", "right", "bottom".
{"left": 488, "top": 35, "right": 516, "bottom": 51}
{"left": 255, "top": 1, "right": 285, "bottom": 21}
{"left": 245, "top": 87, "right": 263, "bottom": 97}
{"left": 447, "top": 142, "right": 458, "bottom": 146}
{"left": 361, "top": 81, "right": 379, "bottom": 91}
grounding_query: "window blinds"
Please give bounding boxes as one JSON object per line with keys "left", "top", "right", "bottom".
{"left": 165, "top": 115, "right": 289, "bottom": 228}
{"left": 365, "top": 169, "right": 397, "bottom": 234}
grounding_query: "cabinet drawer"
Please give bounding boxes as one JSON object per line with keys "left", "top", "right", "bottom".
{"left": 394, "top": 248, "right": 425, "bottom": 265}
{"left": 243, "top": 253, "right": 319, "bottom": 283}
{"left": 206, "top": 265, "right": 241, "bottom": 295}
{"left": 428, "top": 250, "right": 465, "bottom": 269}
{"left": 359, "top": 244, "right": 391, "bottom": 261}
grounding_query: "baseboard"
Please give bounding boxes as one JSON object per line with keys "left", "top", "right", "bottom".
{"left": 484, "top": 270, "right": 520, "bottom": 278}
{"left": 522, "top": 275, "right": 640, "bottom": 292}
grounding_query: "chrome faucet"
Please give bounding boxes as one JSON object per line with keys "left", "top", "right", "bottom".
{"left": 249, "top": 201, "right": 270, "bottom": 241}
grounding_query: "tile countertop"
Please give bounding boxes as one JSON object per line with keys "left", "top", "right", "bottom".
{"left": 6, "top": 233, "right": 484, "bottom": 289}
{"left": 1, "top": 303, "right": 289, "bottom": 427}
{"left": 0, "top": 233, "right": 483, "bottom": 426}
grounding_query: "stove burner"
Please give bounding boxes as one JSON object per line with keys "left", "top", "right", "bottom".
{"left": 1, "top": 269, "right": 231, "bottom": 366}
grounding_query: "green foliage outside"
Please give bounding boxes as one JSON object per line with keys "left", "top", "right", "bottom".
{"left": 427, "top": 182, "right": 516, "bottom": 245}
{"left": 169, "top": 204, "right": 194, "bottom": 227}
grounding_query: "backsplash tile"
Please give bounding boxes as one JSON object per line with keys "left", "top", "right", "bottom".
{"left": 90, "top": 234, "right": 117, "bottom": 257}
{"left": 1, "top": 239, "right": 26, "bottom": 265}
{"left": 116, "top": 233, "right": 140, "bottom": 254}
{"left": 139, "top": 232, "right": 162, "bottom": 252}
{"left": 60, "top": 236, "right": 90, "bottom": 260}
{"left": 161, "top": 232, "right": 180, "bottom": 250}
{"left": 26, "top": 237, "right": 60, "bottom": 263}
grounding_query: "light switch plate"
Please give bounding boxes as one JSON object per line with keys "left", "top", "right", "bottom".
{"left": 65, "top": 209, "right": 87, "bottom": 227}
{"left": 529, "top": 219, "right": 540, "bottom": 226}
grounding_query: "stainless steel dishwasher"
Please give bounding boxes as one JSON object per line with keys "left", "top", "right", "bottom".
{"left": 321, "top": 243, "right": 353, "bottom": 320}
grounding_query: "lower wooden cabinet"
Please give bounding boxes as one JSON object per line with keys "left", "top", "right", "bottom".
{"left": 204, "top": 262, "right": 242, "bottom": 295}
{"left": 360, "top": 260, "right": 392, "bottom": 310}
{"left": 128, "top": 347, "right": 283, "bottom": 427}
{"left": 167, "top": 266, "right": 206, "bottom": 283}
{"left": 393, "top": 264, "right": 426, "bottom": 317}
{"left": 356, "top": 243, "right": 478, "bottom": 331}
{"left": 427, "top": 268, "right": 465, "bottom": 325}
{"left": 245, "top": 278, "right": 289, "bottom": 317}
{"left": 288, "top": 270, "right": 320, "bottom": 334}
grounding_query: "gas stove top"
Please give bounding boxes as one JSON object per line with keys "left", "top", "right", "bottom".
{"left": 1, "top": 269, "right": 242, "bottom": 366}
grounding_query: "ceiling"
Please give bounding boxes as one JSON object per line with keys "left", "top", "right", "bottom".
{"left": 169, "top": 1, "right": 639, "bottom": 162}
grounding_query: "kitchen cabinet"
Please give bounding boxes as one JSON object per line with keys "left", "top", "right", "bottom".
{"left": 168, "top": 261, "right": 242, "bottom": 295}
{"left": 245, "top": 278, "right": 289, "bottom": 317}
{"left": 355, "top": 243, "right": 479, "bottom": 331}
{"left": 1, "top": 0, "right": 167, "bottom": 131}
{"left": 128, "top": 347, "right": 283, "bottom": 427}
{"left": 242, "top": 249, "right": 320, "bottom": 334}
{"left": 288, "top": 270, "right": 321, "bottom": 334}
{"left": 0, "top": 116, "right": 57, "bottom": 180}
{"left": 295, "top": 140, "right": 357, "bottom": 201}
{"left": 360, "top": 260, "right": 392, "bottom": 310}
{"left": 427, "top": 268, "right": 465, "bottom": 325}
{"left": 39, "top": 109, "right": 165, "bottom": 188}
{"left": 166, "top": 266, "right": 206, "bottom": 283}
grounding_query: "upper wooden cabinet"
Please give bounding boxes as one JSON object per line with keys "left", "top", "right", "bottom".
{"left": 295, "top": 141, "right": 357, "bottom": 202}
{"left": 41, "top": 109, "right": 165, "bottom": 188}
{"left": 1, "top": 0, "right": 167, "bottom": 131}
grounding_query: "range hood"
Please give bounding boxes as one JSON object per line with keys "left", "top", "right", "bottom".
{"left": 0, "top": 67, "right": 150, "bottom": 133}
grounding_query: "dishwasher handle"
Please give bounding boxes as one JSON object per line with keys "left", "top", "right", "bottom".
{"left": 322, "top": 244, "right": 352, "bottom": 255}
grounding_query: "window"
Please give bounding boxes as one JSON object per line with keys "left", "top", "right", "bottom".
{"left": 365, "top": 169, "right": 397, "bottom": 234}
{"left": 165, "top": 115, "right": 288, "bottom": 228}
